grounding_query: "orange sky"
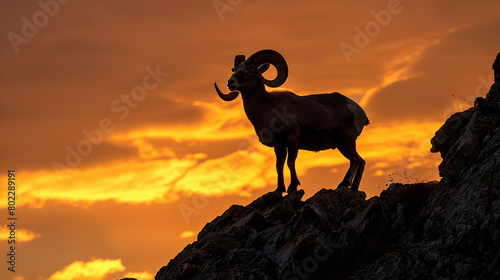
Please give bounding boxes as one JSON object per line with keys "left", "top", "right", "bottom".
{"left": 1, "top": 0, "right": 500, "bottom": 279}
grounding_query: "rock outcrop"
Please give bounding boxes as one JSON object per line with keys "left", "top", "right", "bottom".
{"left": 155, "top": 53, "right": 500, "bottom": 280}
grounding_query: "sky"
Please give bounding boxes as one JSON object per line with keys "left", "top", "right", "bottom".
{"left": 1, "top": 0, "right": 499, "bottom": 279}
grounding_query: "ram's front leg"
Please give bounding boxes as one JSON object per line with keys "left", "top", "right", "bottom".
{"left": 274, "top": 146, "right": 287, "bottom": 193}
{"left": 286, "top": 141, "right": 301, "bottom": 194}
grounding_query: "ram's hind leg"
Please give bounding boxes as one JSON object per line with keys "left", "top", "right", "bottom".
{"left": 337, "top": 135, "right": 362, "bottom": 191}
{"left": 274, "top": 146, "right": 287, "bottom": 193}
{"left": 351, "top": 156, "right": 365, "bottom": 192}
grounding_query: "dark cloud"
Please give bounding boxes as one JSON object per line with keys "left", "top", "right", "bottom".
{"left": 0, "top": 93, "right": 205, "bottom": 170}
{"left": 2, "top": 0, "right": 499, "bottom": 173}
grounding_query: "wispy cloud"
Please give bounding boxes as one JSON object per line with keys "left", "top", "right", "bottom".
{"left": 180, "top": 231, "right": 195, "bottom": 239}
{"left": 110, "top": 101, "right": 254, "bottom": 142}
{"left": 0, "top": 226, "right": 41, "bottom": 242}
{"left": 19, "top": 157, "right": 198, "bottom": 206}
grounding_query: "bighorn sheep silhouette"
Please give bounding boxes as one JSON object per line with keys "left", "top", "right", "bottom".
{"left": 215, "top": 49, "right": 369, "bottom": 193}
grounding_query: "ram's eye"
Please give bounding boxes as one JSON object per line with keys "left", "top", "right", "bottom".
{"left": 248, "top": 70, "right": 256, "bottom": 75}
{"left": 231, "top": 68, "right": 235, "bottom": 73}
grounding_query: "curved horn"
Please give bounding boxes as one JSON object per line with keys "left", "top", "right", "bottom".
{"left": 246, "top": 49, "right": 288, "bottom": 87}
{"left": 214, "top": 83, "right": 239, "bottom": 102}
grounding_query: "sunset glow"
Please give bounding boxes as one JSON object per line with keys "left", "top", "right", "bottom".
{"left": 1, "top": 0, "right": 500, "bottom": 279}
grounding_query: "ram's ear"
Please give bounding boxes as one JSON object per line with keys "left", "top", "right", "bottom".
{"left": 234, "top": 55, "right": 246, "bottom": 68}
{"left": 258, "top": 63, "right": 271, "bottom": 74}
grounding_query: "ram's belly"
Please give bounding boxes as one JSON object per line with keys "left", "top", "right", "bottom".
{"left": 299, "top": 127, "right": 339, "bottom": 151}
{"left": 253, "top": 124, "right": 340, "bottom": 151}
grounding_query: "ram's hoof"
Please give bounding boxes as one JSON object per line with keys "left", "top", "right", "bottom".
{"left": 287, "top": 185, "right": 298, "bottom": 194}
{"left": 337, "top": 183, "right": 350, "bottom": 189}
{"left": 275, "top": 185, "right": 286, "bottom": 194}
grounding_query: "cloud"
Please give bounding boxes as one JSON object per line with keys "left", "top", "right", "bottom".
{"left": 2, "top": 0, "right": 498, "bottom": 176}
{"left": 46, "top": 258, "right": 153, "bottom": 280}
{"left": 180, "top": 231, "right": 195, "bottom": 239}
{"left": 0, "top": 226, "right": 41, "bottom": 242}
{"left": 46, "top": 258, "right": 123, "bottom": 280}
{"left": 19, "top": 157, "right": 198, "bottom": 207}
{"left": 111, "top": 101, "right": 253, "bottom": 143}
{"left": 173, "top": 144, "right": 275, "bottom": 197}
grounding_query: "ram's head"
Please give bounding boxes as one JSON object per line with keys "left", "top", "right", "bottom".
{"left": 215, "top": 49, "right": 289, "bottom": 101}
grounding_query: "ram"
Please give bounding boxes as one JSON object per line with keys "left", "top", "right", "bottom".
{"left": 215, "top": 49, "right": 369, "bottom": 193}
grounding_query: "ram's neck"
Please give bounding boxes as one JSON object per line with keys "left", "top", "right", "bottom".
{"left": 241, "top": 85, "right": 271, "bottom": 129}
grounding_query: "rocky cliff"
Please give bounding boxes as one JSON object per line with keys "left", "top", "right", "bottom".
{"left": 155, "top": 53, "right": 500, "bottom": 280}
